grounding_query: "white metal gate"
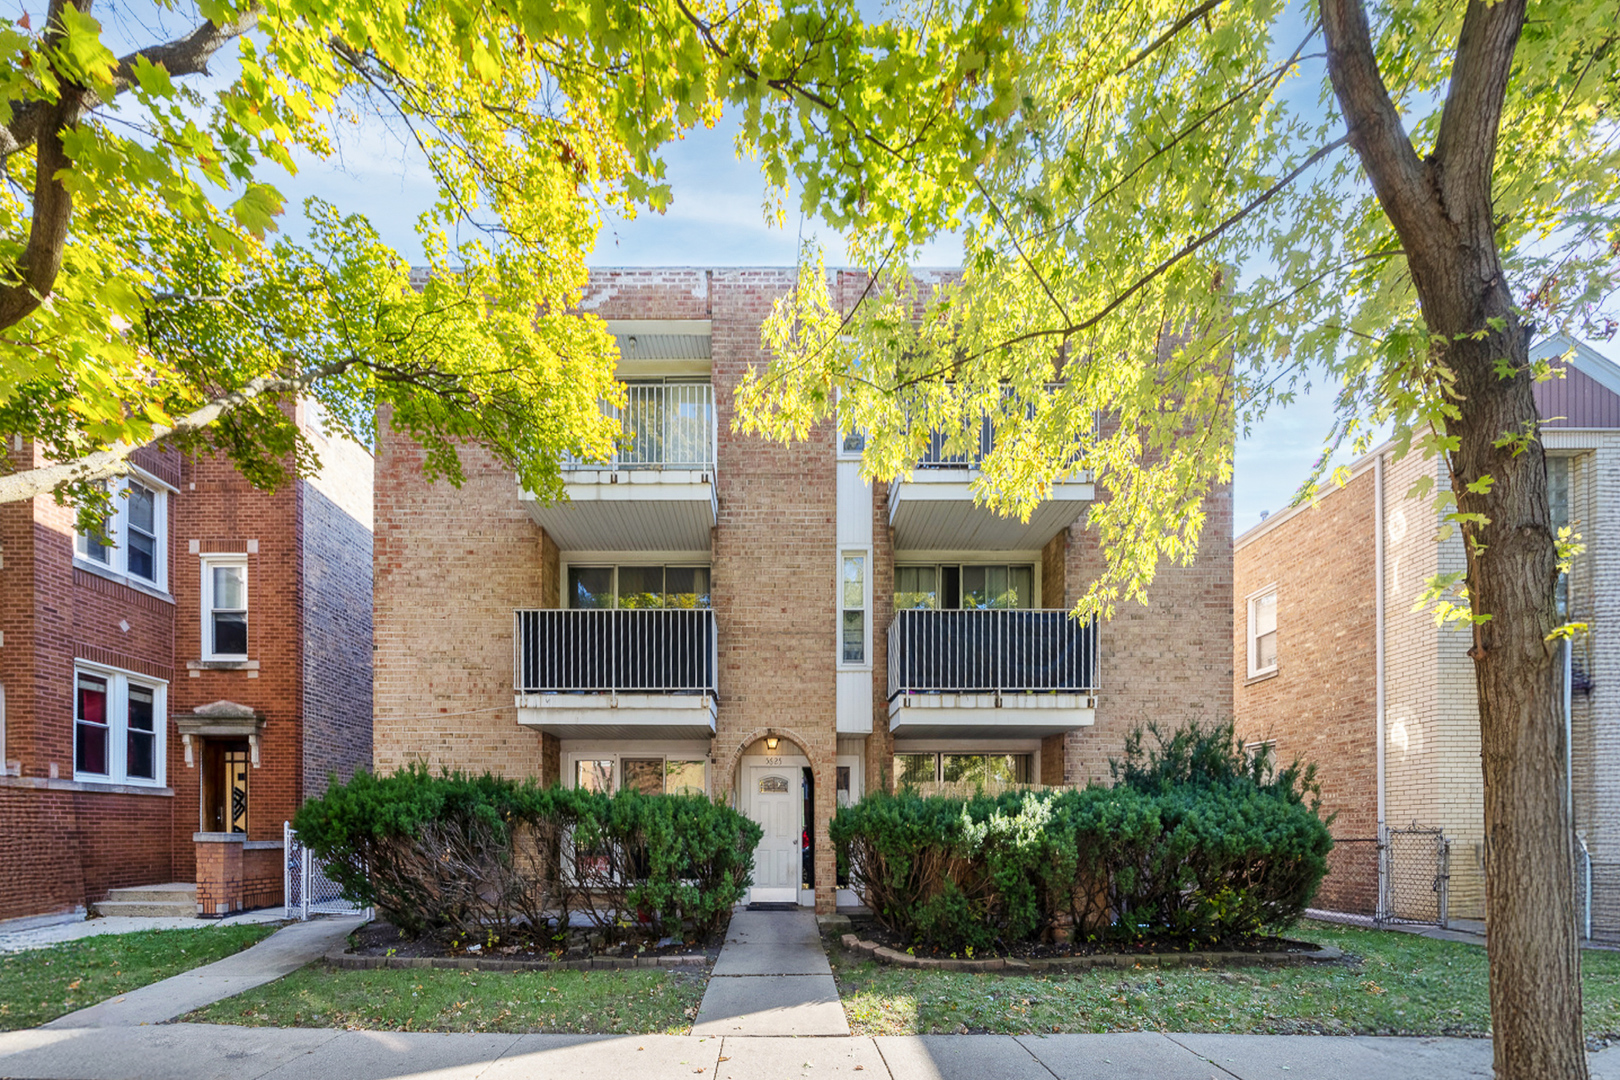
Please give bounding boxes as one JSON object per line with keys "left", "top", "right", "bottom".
{"left": 284, "top": 821, "right": 368, "bottom": 920}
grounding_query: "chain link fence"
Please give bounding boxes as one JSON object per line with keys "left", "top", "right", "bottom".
{"left": 1307, "top": 824, "right": 1450, "bottom": 929}
{"left": 284, "top": 821, "right": 369, "bottom": 920}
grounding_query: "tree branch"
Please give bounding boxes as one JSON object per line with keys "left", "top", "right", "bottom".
{"left": 0, "top": 8, "right": 259, "bottom": 160}
{"left": 0, "top": 358, "right": 351, "bottom": 504}
{"left": 1319, "top": 0, "right": 1433, "bottom": 240}
{"left": 1430, "top": 0, "right": 1526, "bottom": 221}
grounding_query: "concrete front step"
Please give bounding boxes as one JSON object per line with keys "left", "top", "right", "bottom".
{"left": 91, "top": 900, "right": 198, "bottom": 918}
{"left": 91, "top": 883, "right": 198, "bottom": 919}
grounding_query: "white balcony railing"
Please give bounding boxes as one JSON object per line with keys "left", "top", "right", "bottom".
{"left": 568, "top": 382, "right": 716, "bottom": 471}
{"left": 887, "top": 608, "right": 1098, "bottom": 699}
{"left": 515, "top": 608, "right": 718, "bottom": 695}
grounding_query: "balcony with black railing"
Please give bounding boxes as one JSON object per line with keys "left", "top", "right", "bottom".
{"left": 886, "top": 608, "right": 1098, "bottom": 738}
{"left": 514, "top": 608, "right": 718, "bottom": 739}
{"left": 887, "top": 413, "right": 1095, "bottom": 550}
{"left": 521, "top": 381, "right": 718, "bottom": 551}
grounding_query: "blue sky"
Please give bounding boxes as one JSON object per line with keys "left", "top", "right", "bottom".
{"left": 283, "top": 115, "right": 1338, "bottom": 535}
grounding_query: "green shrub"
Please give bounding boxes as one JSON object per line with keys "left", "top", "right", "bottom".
{"left": 831, "top": 722, "right": 1332, "bottom": 952}
{"left": 293, "top": 764, "right": 761, "bottom": 945}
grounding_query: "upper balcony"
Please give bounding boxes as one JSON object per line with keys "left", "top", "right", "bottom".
{"left": 886, "top": 608, "right": 1097, "bottom": 737}
{"left": 887, "top": 418, "right": 1094, "bottom": 550}
{"left": 522, "top": 378, "right": 717, "bottom": 551}
{"left": 514, "top": 608, "right": 717, "bottom": 739}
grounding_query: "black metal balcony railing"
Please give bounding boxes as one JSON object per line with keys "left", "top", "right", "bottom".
{"left": 887, "top": 608, "right": 1098, "bottom": 698}
{"left": 515, "top": 609, "right": 717, "bottom": 694}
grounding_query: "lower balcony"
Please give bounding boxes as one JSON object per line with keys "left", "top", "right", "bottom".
{"left": 886, "top": 608, "right": 1097, "bottom": 738}
{"left": 514, "top": 608, "right": 717, "bottom": 740}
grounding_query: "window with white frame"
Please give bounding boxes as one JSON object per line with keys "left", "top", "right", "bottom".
{"left": 74, "top": 665, "right": 165, "bottom": 785}
{"left": 841, "top": 551, "right": 868, "bottom": 666}
{"left": 1247, "top": 587, "right": 1278, "bottom": 677}
{"left": 202, "top": 557, "right": 249, "bottom": 660}
{"left": 74, "top": 477, "right": 166, "bottom": 590}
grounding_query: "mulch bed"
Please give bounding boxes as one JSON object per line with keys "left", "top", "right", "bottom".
{"left": 328, "top": 920, "right": 721, "bottom": 973}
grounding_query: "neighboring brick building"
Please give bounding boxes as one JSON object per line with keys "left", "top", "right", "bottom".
{"left": 0, "top": 404, "right": 373, "bottom": 925}
{"left": 374, "top": 267, "right": 1233, "bottom": 914}
{"left": 1234, "top": 334, "right": 1620, "bottom": 935}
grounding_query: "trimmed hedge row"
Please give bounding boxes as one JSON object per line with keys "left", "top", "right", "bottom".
{"left": 830, "top": 723, "right": 1333, "bottom": 951}
{"left": 292, "top": 765, "right": 762, "bottom": 944}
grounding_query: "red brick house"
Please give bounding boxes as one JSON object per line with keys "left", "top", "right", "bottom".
{"left": 1234, "top": 334, "right": 1620, "bottom": 936}
{"left": 0, "top": 404, "right": 373, "bottom": 925}
{"left": 374, "top": 268, "right": 1234, "bottom": 913}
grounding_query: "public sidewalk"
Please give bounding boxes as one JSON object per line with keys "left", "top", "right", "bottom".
{"left": 42, "top": 915, "right": 366, "bottom": 1029}
{"left": 5, "top": 1025, "right": 1620, "bottom": 1080}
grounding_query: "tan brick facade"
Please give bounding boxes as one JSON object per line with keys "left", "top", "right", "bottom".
{"left": 1236, "top": 370, "right": 1620, "bottom": 931}
{"left": 373, "top": 267, "right": 1235, "bottom": 915}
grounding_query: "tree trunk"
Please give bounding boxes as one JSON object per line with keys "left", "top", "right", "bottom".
{"left": 1320, "top": 0, "right": 1585, "bottom": 1076}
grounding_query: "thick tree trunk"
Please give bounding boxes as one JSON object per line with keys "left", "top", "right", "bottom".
{"left": 1320, "top": 1, "right": 1585, "bottom": 1076}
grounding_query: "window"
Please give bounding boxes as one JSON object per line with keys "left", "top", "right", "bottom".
{"left": 1549, "top": 455, "right": 1572, "bottom": 618}
{"left": 841, "top": 552, "right": 867, "bottom": 665}
{"left": 840, "top": 429, "right": 866, "bottom": 456}
{"left": 74, "top": 477, "right": 167, "bottom": 589}
{"left": 1247, "top": 587, "right": 1278, "bottom": 677}
{"left": 73, "top": 665, "right": 166, "bottom": 785}
{"left": 202, "top": 557, "right": 249, "bottom": 659}
{"left": 571, "top": 754, "right": 705, "bottom": 795}
{"left": 894, "top": 752, "right": 1032, "bottom": 787}
{"left": 566, "top": 565, "right": 711, "bottom": 609}
{"left": 895, "top": 563, "right": 1034, "bottom": 610}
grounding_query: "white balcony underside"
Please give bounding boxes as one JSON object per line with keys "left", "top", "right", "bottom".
{"left": 887, "top": 693, "right": 1095, "bottom": 739}
{"left": 522, "top": 471, "right": 717, "bottom": 550}
{"left": 516, "top": 693, "right": 718, "bottom": 740}
{"left": 888, "top": 474, "right": 1094, "bottom": 550}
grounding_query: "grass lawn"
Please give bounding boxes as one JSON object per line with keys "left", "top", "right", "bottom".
{"left": 0, "top": 923, "right": 279, "bottom": 1031}
{"left": 831, "top": 920, "right": 1620, "bottom": 1039}
{"left": 189, "top": 965, "right": 709, "bottom": 1035}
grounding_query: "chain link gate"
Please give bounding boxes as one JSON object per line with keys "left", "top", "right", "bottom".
{"left": 1380, "top": 823, "right": 1450, "bottom": 927}
{"left": 284, "top": 821, "right": 369, "bottom": 920}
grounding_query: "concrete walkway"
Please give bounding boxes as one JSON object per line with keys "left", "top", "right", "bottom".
{"left": 43, "top": 915, "right": 366, "bottom": 1028}
{"left": 692, "top": 909, "right": 849, "bottom": 1036}
{"left": 0, "top": 909, "right": 286, "bottom": 954}
{"left": 5, "top": 1025, "right": 1620, "bottom": 1080}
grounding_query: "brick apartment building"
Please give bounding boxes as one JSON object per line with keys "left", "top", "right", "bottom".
{"left": 0, "top": 405, "right": 374, "bottom": 925}
{"left": 374, "top": 267, "right": 1233, "bottom": 914}
{"left": 1234, "top": 334, "right": 1620, "bottom": 935}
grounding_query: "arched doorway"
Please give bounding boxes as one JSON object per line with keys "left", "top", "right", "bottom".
{"left": 723, "top": 729, "right": 817, "bottom": 906}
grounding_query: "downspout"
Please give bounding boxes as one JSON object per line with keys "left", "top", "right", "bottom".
{"left": 1375, "top": 453, "right": 1387, "bottom": 833}
{"left": 1566, "top": 637, "right": 1574, "bottom": 833}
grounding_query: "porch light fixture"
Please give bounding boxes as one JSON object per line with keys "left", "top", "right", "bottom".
{"left": 765, "top": 736, "right": 779, "bottom": 751}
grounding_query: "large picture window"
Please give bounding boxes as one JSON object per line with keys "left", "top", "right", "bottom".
{"left": 894, "top": 563, "right": 1034, "bottom": 610}
{"left": 569, "top": 754, "right": 705, "bottom": 796}
{"left": 894, "top": 752, "right": 1032, "bottom": 787}
{"left": 74, "top": 665, "right": 166, "bottom": 785}
{"left": 74, "top": 477, "right": 168, "bottom": 590}
{"left": 566, "top": 565, "right": 711, "bottom": 610}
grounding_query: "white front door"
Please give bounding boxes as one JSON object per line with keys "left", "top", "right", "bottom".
{"left": 748, "top": 766, "right": 800, "bottom": 903}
